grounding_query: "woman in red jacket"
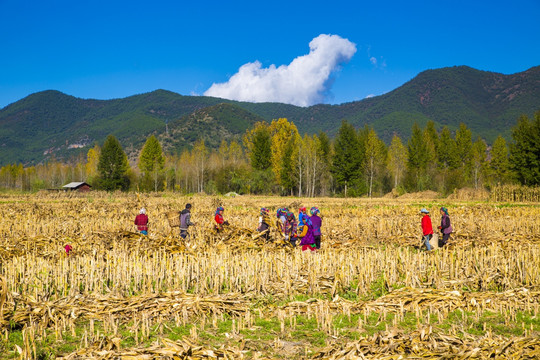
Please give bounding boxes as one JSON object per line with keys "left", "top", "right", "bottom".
{"left": 134, "top": 208, "right": 149, "bottom": 235}
{"left": 420, "top": 208, "right": 433, "bottom": 250}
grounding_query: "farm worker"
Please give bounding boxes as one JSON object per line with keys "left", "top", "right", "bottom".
{"left": 134, "top": 208, "right": 149, "bottom": 235}
{"left": 284, "top": 211, "right": 298, "bottom": 246}
{"left": 64, "top": 244, "right": 73, "bottom": 256}
{"left": 299, "top": 216, "right": 316, "bottom": 252}
{"left": 180, "top": 204, "right": 195, "bottom": 239}
{"left": 420, "top": 208, "right": 433, "bottom": 251}
{"left": 310, "top": 207, "right": 322, "bottom": 249}
{"left": 276, "top": 208, "right": 288, "bottom": 233}
{"left": 214, "top": 206, "right": 229, "bottom": 232}
{"left": 298, "top": 207, "right": 311, "bottom": 226}
{"left": 258, "top": 207, "right": 271, "bottom": 241}
{"left": 438, "top": 207, "right": 453, "bottom": 247}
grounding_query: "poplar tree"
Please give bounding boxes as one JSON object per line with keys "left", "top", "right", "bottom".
{"left": 364, "top": 127, "right": 386, "bottom": 197}
{"left": 388, "top": 135, "right": 407, "bottom": 189}
{"left": 85, "top": 144, "right": 100, "bottom": 182}
{"left": 471, "top": 137, "right": 487, "bottom": 189}
{"left": 490, "top": 135, "right": 510, "bottom": 184}
{"left": 138, "top": 135, "right": 165, "bottom": 191}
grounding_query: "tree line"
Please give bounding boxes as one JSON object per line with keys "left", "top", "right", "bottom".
{"left": 1, "top": 111, "right": 539, "bottom": 196}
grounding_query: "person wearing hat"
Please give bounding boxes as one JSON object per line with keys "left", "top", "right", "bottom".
{"left": 134, "top": 208, "right": 149, "bottom": 235}
{"left": 438, "top": 207, "right": 453, "bottom": 247}
{"left": 180, "top": 204, "right": 195, "bottom": 239}
{"left": 420, "top": 208, "right": 433, "bottom": 250}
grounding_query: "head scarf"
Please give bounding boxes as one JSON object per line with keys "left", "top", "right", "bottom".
{"left": 286, "top": 211, "right": 295, "bottom": 220}
{"left": 310, "top": 207, "right": 320, "bottom": 215}
{"left": 440, "top": 207, "right": 449, "bottom": 216}
{"left": 299, "top": 207, "right": 307, "bottom": 213}
{"left": 215, "top": 206, "right": 224, "bottom": 216}
{"left": 260, "top": 207, "right": 269, "bottom": 215}
{"left": 277, "top": 207, "right": 288, "bottom": 217}
{"left": 140, "top": 208, "right": 146, "bottom": 215}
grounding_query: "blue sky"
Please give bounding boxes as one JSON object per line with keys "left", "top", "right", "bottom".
{"left": 0, "top": 0, "right": 539, "bottom": 108}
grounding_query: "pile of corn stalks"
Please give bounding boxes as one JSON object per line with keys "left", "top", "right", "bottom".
{"left": 313, "top": 327, "right": 540, "bottom": 359}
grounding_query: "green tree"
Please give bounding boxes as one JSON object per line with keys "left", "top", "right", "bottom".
{"left": 332, "top": 121, "right": 361, "bottom": 197}
{"left": 249, "top": 124, "right": 272, "bottom": 170}
{"left": 423, "top": 121, "right": 438, "bottom": 179}
{"left": 406, "top": 123, "right": 430, "bottom": 190}
{"left": 455, "top": 123, "right": 473, "bottom": 183}
{"left": 138, "top": 135, "right": 165, "bottom": 191}
{"left": 97, "top": 135, "right": 130, "bottom": 191}
{"left": 437, "top": 126, "right": 459, "bottom": 192}
{"left": 490, "top": 135, "right": 511, "bottom": 184}
{"left": 509, "top": 112, "right": 540, "bottom": 185}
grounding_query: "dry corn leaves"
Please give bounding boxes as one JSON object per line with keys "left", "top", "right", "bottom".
{"left": 0, "top": 291, "right": 249, "bottom": 330}
{"left": 279, "top": 287, "right": 540, "bottom": 318}
{"left": 313, "top": 327, "right": 540, "bottom": 359}
{"left": 56, "top": 337, "right": 246, "bottom": 359}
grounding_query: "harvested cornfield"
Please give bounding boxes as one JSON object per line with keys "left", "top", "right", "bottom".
{"left": 0, "top": 192, "right": 539, "bottom": 359}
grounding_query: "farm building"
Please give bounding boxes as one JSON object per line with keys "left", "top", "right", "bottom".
{"left": 62, "top": 182, "right": 92, "bottom": 192}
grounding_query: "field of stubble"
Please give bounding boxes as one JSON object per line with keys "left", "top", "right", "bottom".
{"left": 0, "top": 191, "right": 539, "bottom": 359}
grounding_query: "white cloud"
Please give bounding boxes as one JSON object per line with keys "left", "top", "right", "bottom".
{"left": 203, "top": 34, "right": 356, "bottom": 107}
{"left": 365, "top": 94, "right": 375, "bottom": 98}
{"left": 370, "top": 57, "right": 377, "bottom": 65}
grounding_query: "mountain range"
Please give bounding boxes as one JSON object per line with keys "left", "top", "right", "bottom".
{"left": 0, "top": 65, "right": 539, "bottom": 166}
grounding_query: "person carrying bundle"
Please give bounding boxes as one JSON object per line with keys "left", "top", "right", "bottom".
{"left": 310, "top": 207, "right": 322, "bottom": 249}
{"left": 134, "top": 208, "right": 149, "bottom": 235}
{"left": 214, "top": 206, "right": 229, "bottom": 232}
{"left": 257, "top": 207, "right": 271, "bottom": 241}
{"left": 180, "top": 204, "right": 195, "bottom": 239}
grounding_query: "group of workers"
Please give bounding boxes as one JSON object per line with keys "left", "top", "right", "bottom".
{"left": 210, "top": 205, "right": 323, "bottom": 251}
{"left": 133, "top": 204, "right": 323, "bottom": 251}
{"left": 134, "top": 203, "right": 453, "bottom": 252}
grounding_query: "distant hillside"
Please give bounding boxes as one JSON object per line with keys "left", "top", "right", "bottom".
{"left": 0, "top": 65, "right": 539, "bottom": 166}
{"left": 158, "top": 103, "right": 266, "bottom": 154}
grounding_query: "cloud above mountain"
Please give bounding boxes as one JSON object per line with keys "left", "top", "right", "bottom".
{"left": 204, "top": 34, "right": 357, "bottom": 107}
